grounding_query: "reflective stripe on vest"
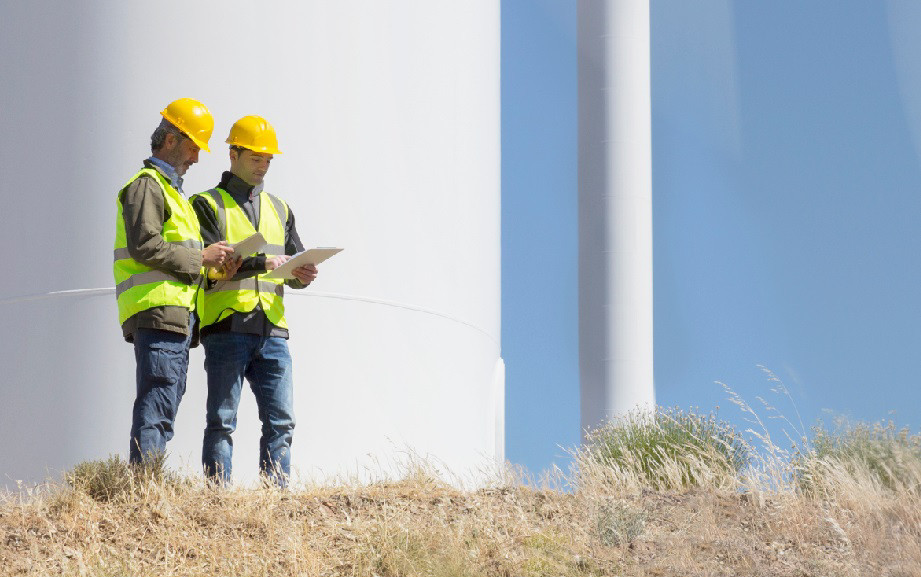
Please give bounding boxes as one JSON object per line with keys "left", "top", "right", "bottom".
{"left": 115, "top": 270, "right": 185, "bottom": 298}
{"left": 207, "top": 278, "right": 285, "bottom": 297}
{"left": 113, "top": 239, "right": 202, "bottom": 262}
{"left": 192, "top": 187, "right": 289, "bottom": 329}
{"left": 113, "top": 168, "right": 204, "bottom": 325}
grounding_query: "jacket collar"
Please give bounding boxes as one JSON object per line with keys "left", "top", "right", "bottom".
{"left": 219, "top": 171, "right": 264, "bottom": 203}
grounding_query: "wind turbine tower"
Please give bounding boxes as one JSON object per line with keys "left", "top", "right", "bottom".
{"left": 578, "top": 0, "right": 656, "bottom": 435}
{"left": 0, "top": 0, "right": 502, "bottom": 487}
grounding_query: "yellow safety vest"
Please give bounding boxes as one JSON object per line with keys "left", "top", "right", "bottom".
{"left": 193, "top": 187, "right": 289, "bottom": 329}
{"left": 113, "top": 168, "right": 204, "bottom": 325}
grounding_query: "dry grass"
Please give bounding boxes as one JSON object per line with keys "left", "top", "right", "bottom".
{"left": 3, "top": 407, "right": 921, "bottom": 576}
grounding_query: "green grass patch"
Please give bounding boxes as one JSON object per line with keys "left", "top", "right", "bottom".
{"left": 578, "top": 407, "right": 749, "bottom": 491}
{"left": 797, "top": 420, "right": 921, "bottom": 496}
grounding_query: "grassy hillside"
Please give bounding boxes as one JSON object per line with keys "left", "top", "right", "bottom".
{"left": 3, "top": 409, "right": 920, "bottom": 576}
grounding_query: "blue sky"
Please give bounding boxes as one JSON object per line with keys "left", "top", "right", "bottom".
{"left": 502, "top": 1, "right": 921, "bottom": 476}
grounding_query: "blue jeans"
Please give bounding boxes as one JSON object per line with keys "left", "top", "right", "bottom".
{"left": 201, "top": 333, "right": 295, "bottom": 487}
{"left": 130, "top": 322, "right": 193, "bottom": 464}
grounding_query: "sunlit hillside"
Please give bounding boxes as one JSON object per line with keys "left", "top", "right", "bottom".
{"left": 3, "top": 408, "right": 920, "bottom": 576}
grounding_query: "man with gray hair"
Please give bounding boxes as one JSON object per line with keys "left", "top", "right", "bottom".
{"left": 114, "top": 98, "right": 238, "bottom": 465}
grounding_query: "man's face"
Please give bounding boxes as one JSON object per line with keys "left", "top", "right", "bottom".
{"left": 230, "top": 148, "right": 274, "bottom": 186}
{"left": 162, "top": 132, "right": 201, "bottom": 177}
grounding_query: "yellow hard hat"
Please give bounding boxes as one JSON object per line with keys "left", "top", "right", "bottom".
{"left": 160, "top": 98, "right": 214, "bottom": 152}
{"left": 226, "top": 115, "right": 283, "bottom": 155}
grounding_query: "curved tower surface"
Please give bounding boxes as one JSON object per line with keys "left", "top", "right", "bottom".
{"left": 578, "top": 0, "right": 656, "bottom": 435}
{"left": 0, "top": 1, "right": 502, "bottom": 486}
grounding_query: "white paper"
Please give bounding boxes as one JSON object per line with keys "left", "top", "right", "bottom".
{"left": 230, "top": 232, "right": 267, "bottom": 257}
{"left": 263, "top": 247, "right": 344, "bottom": 279}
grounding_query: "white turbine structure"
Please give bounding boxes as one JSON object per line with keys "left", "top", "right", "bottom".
{"left": 0, "top": 1, "right": 502, "bottom": 487}
{"left": 578, "top": 0, "right": 656, "bottom": 436}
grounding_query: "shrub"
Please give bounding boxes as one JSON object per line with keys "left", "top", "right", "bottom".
{"left": 796, "top": 420, "right": 921, "bottom": 497}
{"left": 65, "top": 452, "right": 177, "bottom": 502}
{"left": 576, "top": 407, "right": 749, "bottom": 491}
{"left": 595, "top": 500, "right": 645, "bottom": 546}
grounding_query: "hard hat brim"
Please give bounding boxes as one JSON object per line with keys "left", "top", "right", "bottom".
{"left": 225, "top": 140, "right": 283, "bottom": 155}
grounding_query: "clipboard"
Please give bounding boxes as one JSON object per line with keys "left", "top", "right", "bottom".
{"left": 263, "top": 247, "right": 344, "bottom": 279}
{"left": 230, "top": 232, "right": 267, "bottom": 257}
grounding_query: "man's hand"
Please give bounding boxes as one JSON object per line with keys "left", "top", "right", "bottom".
{"left": 201, "top": 241, "right": 234, "bottom": 268}
{"left": 209, "top": 256, "right": 242, "bottom": 281}
{"left": 292, "top": 263, "right": 319, "bottom": 285}
{"left": 265, "top": 254, "right": 292, "bottom": 271}
{"left": 223, "top": 256, "right": 242, "bottom": 278}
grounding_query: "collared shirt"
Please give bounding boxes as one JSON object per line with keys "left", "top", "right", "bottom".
{"left": 146, "top": 156, "right": 184, "bottom": 195}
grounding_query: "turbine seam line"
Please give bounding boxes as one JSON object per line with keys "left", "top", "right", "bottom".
{"left": 0, "top": 288, "right": 500, "bottom": 348}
